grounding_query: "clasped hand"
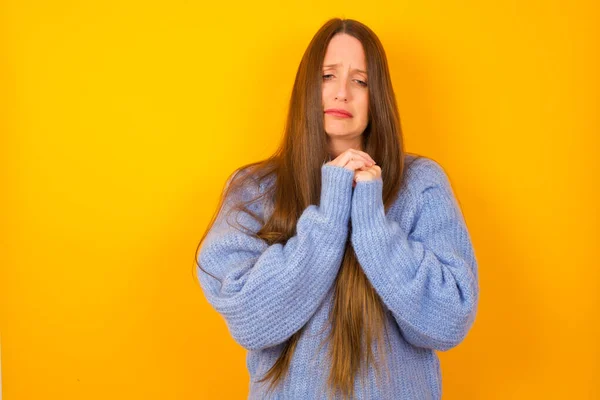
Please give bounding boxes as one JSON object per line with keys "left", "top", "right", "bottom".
{"left": 324, "top": 149, "right": 382, "bottom": 188}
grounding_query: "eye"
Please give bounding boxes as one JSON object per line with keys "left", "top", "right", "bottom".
{"left": 355, "top": 79, "right": 368, "bottom": 87}
{"left": 323, "top": 74, "right": 334, "bottom": 80}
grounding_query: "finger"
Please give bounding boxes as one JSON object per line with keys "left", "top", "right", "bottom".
{"left": 344, "top": 152, "right": 373, "bottom": 168}
{"left": 354, "top": 164, "right": 373, "bottom": 173}
{"left": 334, "top": 152, "right": 365, "bottom": 168}
{"left": 343, "top": 151, "right": 370, "bottom": 166}
{"left": 349, "top": 149, "right": 376, "bottom": 165}
{"left": 343, "top": 159, "right": 368, "bottom": 171}
{"left": 348, "top": 150, "right": 374, "bottom": 165}
{"left": 328, "top": 150, "right": 374, "bottom": 167}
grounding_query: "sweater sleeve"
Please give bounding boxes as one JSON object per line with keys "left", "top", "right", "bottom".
{"left": 350, "top": 159, "right": 479, "bottom": 351}
{"left": 197, "top": 164, "right": 354, "bottom": 351}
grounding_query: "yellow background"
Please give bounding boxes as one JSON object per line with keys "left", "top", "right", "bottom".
{"left": 1, "top": 1, "right": 598, "bottom": 399}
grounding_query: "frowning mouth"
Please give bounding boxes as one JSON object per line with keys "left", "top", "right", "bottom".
{"left": 324, "top": 109, "right": 353, "bottom": 118}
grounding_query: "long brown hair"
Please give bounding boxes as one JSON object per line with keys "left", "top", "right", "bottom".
{"left": 195, "top": 18, "right": 419, "bottom": 399}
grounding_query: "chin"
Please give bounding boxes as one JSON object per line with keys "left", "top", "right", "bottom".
{"left": 325, "top": 129, "right": 358, "bottom": 137}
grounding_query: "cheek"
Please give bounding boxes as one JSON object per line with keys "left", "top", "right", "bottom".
{"left": 359, "top": 96, "right": 369, "bottom": 120}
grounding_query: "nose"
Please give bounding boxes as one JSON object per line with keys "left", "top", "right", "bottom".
{"left": 334, "top": 76, "right": 349, "bottom": 102}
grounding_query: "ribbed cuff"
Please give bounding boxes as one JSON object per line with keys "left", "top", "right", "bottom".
{"left": 319, "top": 164, "right": 354, "bottom": 225}
{"left": 351, "top": 179, "right": 388, "bottom": 235}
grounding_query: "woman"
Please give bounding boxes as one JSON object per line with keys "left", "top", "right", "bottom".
{"left": 195, "top": 17, "right": 479, "bottom": 400}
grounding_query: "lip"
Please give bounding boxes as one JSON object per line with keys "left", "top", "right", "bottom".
{"left": 325, "top": 108, "right": 353, "bottom": 118}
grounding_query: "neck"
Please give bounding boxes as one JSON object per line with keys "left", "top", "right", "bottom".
{"left": 327, "top": 136, "right": 364, "bottom": 159}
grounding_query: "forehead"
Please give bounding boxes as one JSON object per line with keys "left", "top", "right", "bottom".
{"left": 323, "top": 34, "right": 366, "bottom": 69}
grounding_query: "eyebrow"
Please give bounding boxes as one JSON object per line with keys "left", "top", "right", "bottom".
{"left": 323, "top": 63, "right": 367, "bottom": 74}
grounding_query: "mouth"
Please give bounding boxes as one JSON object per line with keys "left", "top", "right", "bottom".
{"left": 324, "top": 109, "right": 353, "bottom": 118}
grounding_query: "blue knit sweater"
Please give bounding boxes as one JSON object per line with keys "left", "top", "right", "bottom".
{"left": 196, "top": 154, "right": 479, "bottom": 399}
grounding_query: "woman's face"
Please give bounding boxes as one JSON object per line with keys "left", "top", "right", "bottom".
{"left": 321, "top": 33, "right": 369, "bottom": 140}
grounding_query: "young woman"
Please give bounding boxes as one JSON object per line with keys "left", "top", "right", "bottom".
{"left": 195, "top": 18, "right": 479, "bottom": 400}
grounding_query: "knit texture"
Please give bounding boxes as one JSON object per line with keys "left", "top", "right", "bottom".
{"left": 196, "top": 154, "right": 479, "bottom": 399}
